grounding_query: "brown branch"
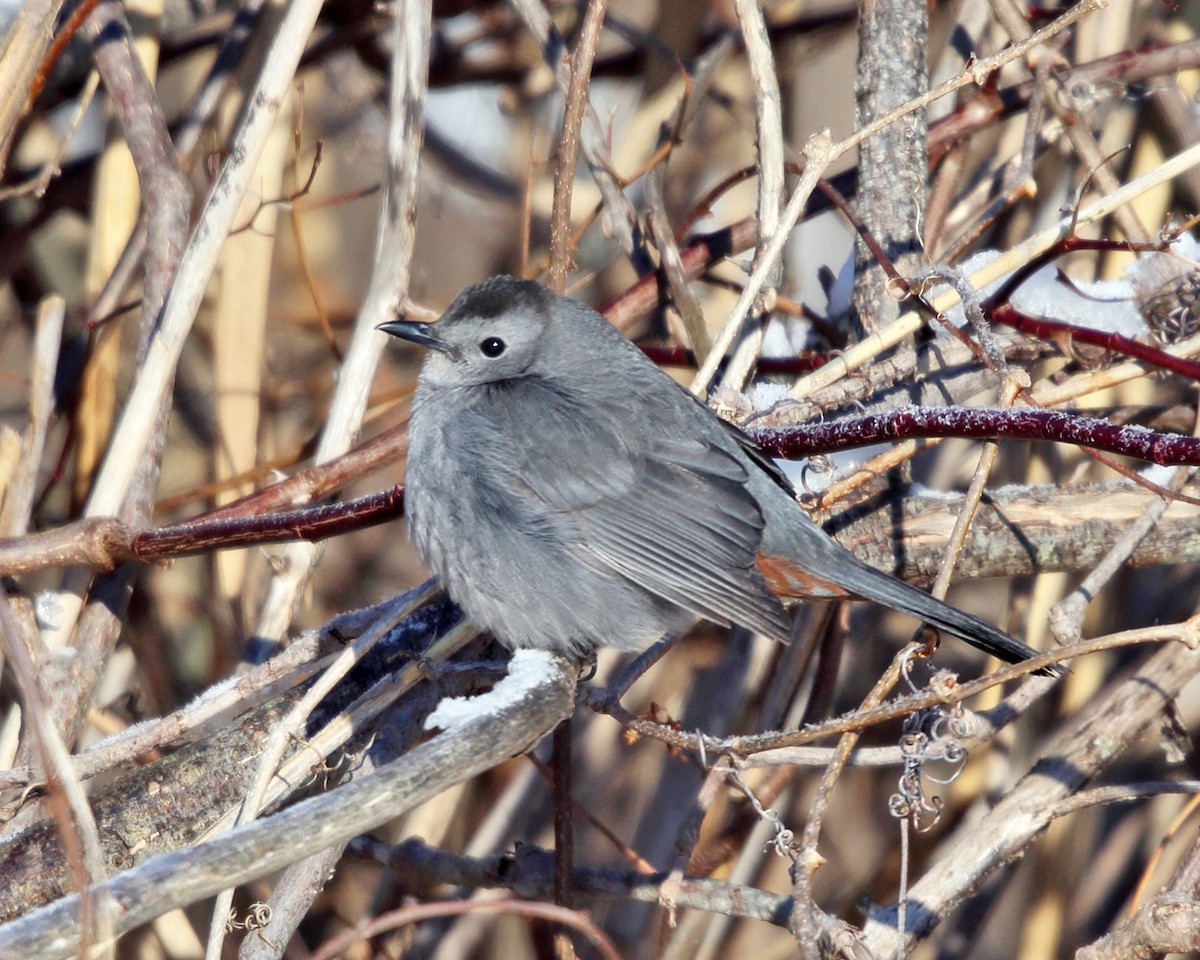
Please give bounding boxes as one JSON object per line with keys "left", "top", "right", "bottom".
{"left": 0, "top": 423, "right": 408, "bottom": 576}
{"left": 836, "top": 480, "right": 1200, "bottom": 584}
{"left": 363, "top": 835, "right": 793, "bottom": 927}
{"left": 51, "top": 0, "right": 194, "bottom": 749}
{"left": 600, "top": 218, "right": 761, "bottom": 332}
{"left": 928, "top": 38, "right": 1200, "bottom": 160}
{"left": 546, "top": 0, "right": 609, "bottom": 292}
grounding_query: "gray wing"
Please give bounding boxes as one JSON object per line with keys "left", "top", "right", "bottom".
{"left": 576, "top": 441, "right": 791, "bottom": 640}
{"left": 483, "top": 377, "right": 790, "bottom": 640}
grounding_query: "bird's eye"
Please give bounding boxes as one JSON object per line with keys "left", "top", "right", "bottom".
{"left": 479, "top": 336, "right": 506, "bottom": 357}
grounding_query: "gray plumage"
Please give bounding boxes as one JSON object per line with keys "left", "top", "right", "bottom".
{"left": 381, "top": 276, "right": 1045, "bottom": 670}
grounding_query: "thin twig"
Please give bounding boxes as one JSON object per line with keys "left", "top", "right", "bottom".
{"left": 0, "top": 581, "right": 114, "bottom": 958}
{"left": 547, "top": 0, "right": 609, "bottom": 292}
{"left": 309, "top": 898, "right": 622, "bottom": 960}
{"left": 202, "top": 588, "right": 430, "bottom": 959}
{"left": 690, "top": 131, "right": 833, "bottom": 397}
{"left": 0, "top": 297, "right": 63, "bottom": 538}
{"left": 792, "top": 649, "right": 915, "bottom": 957}
{"left": 717, "top": 0, "right": 785, "bottom": 393}
{"left": 645, "top": 164, "right": 712, "bottom": 359}
{"left": 928, "top": 374, "right": 1027, "bottom": 603}
{"left": 246, "top": 0, "right": 430, "bottom": 661}
{"left": 1048, "top": 402, "right": 1200, "bottom": 642}
{"left": 508, "top": 0, "right": 647, "bottom": 271}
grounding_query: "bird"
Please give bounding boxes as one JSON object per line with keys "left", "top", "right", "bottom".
{"left": 379, "top": 275, "right": 1047, "bottom": 673}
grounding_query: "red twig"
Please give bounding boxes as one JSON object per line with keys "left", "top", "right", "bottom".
{"left": 130, "top": 486, "right": 406, "bottom": 562}
{"left": 638, "top": 343, "right": 827, "bottom": 375}
{"left": 26, "top": 0, "right": 105, "bottom": 108}
{"left": 990, "top": 303, "right": 1200, "bottom": 382}
{"left": 748, "top": 406, "right": 1200, "bottom": 467}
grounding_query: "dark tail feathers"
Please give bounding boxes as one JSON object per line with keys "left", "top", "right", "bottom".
{"left": 836, "top": 555, "right": 1060, "bottom": 676}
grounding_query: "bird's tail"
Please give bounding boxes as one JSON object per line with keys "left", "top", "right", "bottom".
{"left": 831, "top": 554, "right": 1057, "bottom": 674}
{"left": 765, "top": 516, "right": 1058, "bottom": 674}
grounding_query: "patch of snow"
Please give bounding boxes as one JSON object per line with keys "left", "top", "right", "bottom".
{"left": 749, "top": 381, "right": 792, "bottom": 412}
{"left": 1138, "top": 463, "right": 1177, "bottom": 488}
{"left": 934, "top": 249, "right": 1145, "bottom": 337}
{"left": 424, "top": 649, "right": 560, "bottom": 731}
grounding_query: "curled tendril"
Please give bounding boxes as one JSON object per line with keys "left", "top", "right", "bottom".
{"left": 898, "top": 646, "right": 923, "bottom": 694}
{"left": 765, "top": 818, "right": 796, "bottom": 859}
{"left": 720, "top": 762, "right": 800, "bottom": 863}
{"left": 889, "top": 703, "right": 970, "bottom": 830}
{"left": 226, "top": 903, "right": 272, "bottom": 932}
{"left": 799, "top": 454, "right": 833, "bottom": 498}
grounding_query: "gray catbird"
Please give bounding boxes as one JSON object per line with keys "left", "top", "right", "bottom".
{"left": 380, "top": 275, "right": 1045, "bottom": 671}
